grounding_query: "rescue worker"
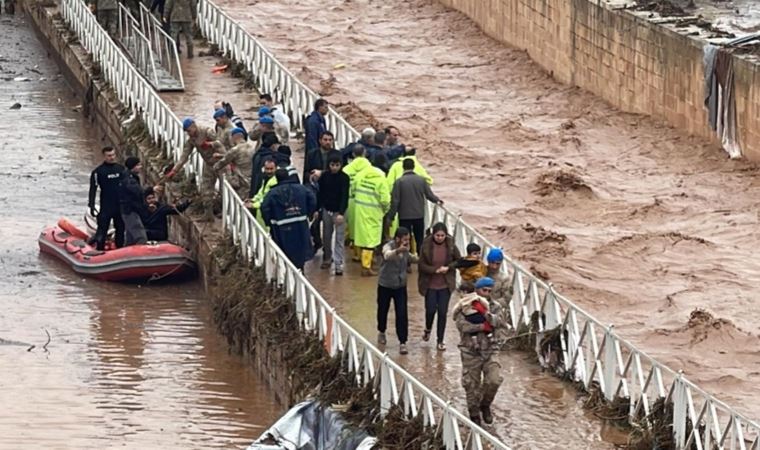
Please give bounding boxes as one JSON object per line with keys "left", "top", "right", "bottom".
{"left": 140, "top": 188, "right": 191, "bottom": 241}
{"left": 119, "top": 157, "right": 158, "bottom": 246}
{"left": 213, "top": 100, "right": 247, "bottom": 140}
{"left": 213, "top": 108, "right": 236, "bottom": 150}
{"left": 304, "top": 98, "right": 328, "bottom": 153}
{"left": 317, "top": 151, "right": 350, "bottom": 275}
{"left": 261, "top": 168, "right": 318, "bottom": 271}
{"left": 89, "top": 0, "right": 117, "bottom": 35}
{"left": 389, "top": 158, "right": 443, "bottom": 256}
{"left": 453, "top": 277, "right": 504, "bottom": 425}
{"left": 165, "top": 117, "right": 225, "bottom": 220}
{"left": 485, "top": 247, "right": 513, "bottom": 342}
{"left": 88, "top": 146, "right": 125, "bottom": 250}
{"left": 377, "top": 227, "right": 416, "bottom": 355}
{"left": 163, "top": 0, "right": 196, "bottom": 58}
{"left": 259, "top": 93, "right": 291, "bottom": 143}
{"left": 352, "top": 150, "right": 391, "bottom": 276}
{"left": 246, "top": 158, "right": 277, "bottom": 228}
{"left": 258, "top": 106, "right": 289, "bottom": 145}
{"left": 342, "top": 144, "right": 370, "bottom": 263}
{"left": 213, "top": 127, "right": 253, "bottom": 198}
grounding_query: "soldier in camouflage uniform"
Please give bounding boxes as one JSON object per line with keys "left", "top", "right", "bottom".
{"left": 213, "top": 127, "right": 254, "bottom": 199}
{"left": 163, "top": 0, "right": 196, "bottom": 58}
{"left": 165, "top": 117, "right": 224, "bottom": 219}
{"left": 89, "top": 0, "right": 117, "bottom": 35}
{"left": 453, "top": 277, "right": 504, "bottom": 425}
{"left": 485, "top": 247, "right": 513, "bottom": 343}
{"left": 213, "top": 108, "right": 236, "bottom": 150}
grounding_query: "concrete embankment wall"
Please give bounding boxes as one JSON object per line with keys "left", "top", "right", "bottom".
{"left": 22, "top": 0, "right": 298, "bottom": 406}
{"left": 437, "top": 0, "right": 760, "bottom": 161}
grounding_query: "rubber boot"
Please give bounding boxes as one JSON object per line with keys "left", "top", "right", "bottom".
{"left": 360, "top": 249, "right": 376, "bottom": 276}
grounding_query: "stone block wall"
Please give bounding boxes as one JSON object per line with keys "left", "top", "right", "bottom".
{"left": 438, "top": 0, "right": 760, "bottom": 161}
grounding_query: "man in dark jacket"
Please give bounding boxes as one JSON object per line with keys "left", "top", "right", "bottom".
{"left": 119, "top": 157, "right": 155, "bottom": 246}
{"left": 388, "top": 158, "right": 443, "bottom": 255}
{"left": 140, "top": 188, "right": 191, "bottom": 241}
{"left": 261, "top": 168, "right": 318, "bottom": 271}
{"left": 317, "top": 151, "right": 350, "bottom": 275}
{"left": 249, "top": 132, "right": 288, "bottom": 197}
{"left": 304, "top": 98, "right": 328, "bottom": 153}
{"left": 88, "top": 146, "right": 125, "bottom": 250}
{"left": 365, "top": 131, "right": 385, "bottom": 163}
{"left": 303, "top": 130, "right": 335, "bottom": 184}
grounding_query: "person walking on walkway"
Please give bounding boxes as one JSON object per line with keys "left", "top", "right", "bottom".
{"left": 418, "top": 222, "right": 461, "bottom": 351}
{"left": 352, "top": 153, "right": 390, "bottom": 276}
{"left": 317, "top": 151, "right": 349, "bottom": 275}
{"left": 453, "top": 277, "right": 504, "bottom": 425}
{"left": 389, "top": 158, "right": 442, "bottom": 256}
{"left": 304, "top": 98, "right": 328, "bottom": 153}
{"left": 213, "top": 127, "right": 253, "bottom": 198}
{"left": 88, "top": 146, "right": 125, "bottom": 250}
{"left": 163, "top": 0, "right": 196, "bottom": 58}
{"left": 165, "top": 118, "right": 225, "bottom": 220}
{"left": 377, "top": 227, "right": 416, "bottom": 355}
{"left": 261, "top": 168, "right": 318, "bottom": 271}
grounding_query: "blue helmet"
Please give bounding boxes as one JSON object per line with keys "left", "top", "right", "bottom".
{"left": 213, "top": 108, "right": 227, "bottom": 119}
{"left": 474, "top": 277, "right": 495, "bottom": 289}
{"left": 486, "top": 248, "right": 504, "bottom": 264}
{"left": 231, "top": 127, "right": 245, "bottom": 136}
{"left": 182, "top": 117, "right": 195, "bottom": 131}
{"left": 259, "top": 116, "right": 274, "bottom": 125}
{"left": 258, "top": 106, "right": 272, "bottom": 117}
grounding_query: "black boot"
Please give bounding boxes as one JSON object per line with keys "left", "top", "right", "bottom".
{"left": 480, "top": 404, "right": 494, "bottom": 425}
{"left": 469, "top": 409, "right": 481, "bottom": 425}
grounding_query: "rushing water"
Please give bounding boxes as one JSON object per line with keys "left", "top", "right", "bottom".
{"left": 0, "top": 14, "right": 282, "bottom": 449}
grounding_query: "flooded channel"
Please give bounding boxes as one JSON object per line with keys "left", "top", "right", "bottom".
{"left": 0, "top": 14, "right": 281, "bottom": 448}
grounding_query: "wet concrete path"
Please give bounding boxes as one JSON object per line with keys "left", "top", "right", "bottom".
{"left": 162, "top": 35, "right": 623, "bottom": 448}
{"left": 0, "top": 14, "right": 282, "bottom": 448}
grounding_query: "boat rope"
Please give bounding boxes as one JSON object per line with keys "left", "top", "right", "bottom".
{"left": 146, "top": 262, "right": 186, "bottom": 284}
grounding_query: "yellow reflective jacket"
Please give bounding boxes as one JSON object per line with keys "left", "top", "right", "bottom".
{"left": 352, "top": 165, "right": 390, "bottom": 249}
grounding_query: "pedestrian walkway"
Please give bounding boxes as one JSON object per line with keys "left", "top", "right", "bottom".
{"left": 157, "top": 37, "right": 618, "bottom": 449}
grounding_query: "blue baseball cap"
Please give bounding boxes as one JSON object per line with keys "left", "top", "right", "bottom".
{"left": 182, "top": 117, "right": 194, "bottom": 131}
{"left": 258, "top": 106, "right": 272, "bottom": 117}
{"left": 213, "top": 108, "right": 227, "bottom": 119}
{"left": 231, "top": 127, "right": 245, "bottom": 136}
{"left": 259, "top": 116, "right": 274, "bottom": 125}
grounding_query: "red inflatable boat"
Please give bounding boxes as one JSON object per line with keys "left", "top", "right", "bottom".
{"left": 38, "top": 219, "right": 195, "bottom": 282}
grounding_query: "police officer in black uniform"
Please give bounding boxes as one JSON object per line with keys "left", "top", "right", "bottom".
{"left": 88, "top": 146, "right": 125, "bottom": 250}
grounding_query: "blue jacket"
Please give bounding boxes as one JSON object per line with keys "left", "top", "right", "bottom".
{"left": 304, "top": 111, "right": 326, "bottom": 153}
{"left": 261, "top": 180, "right": 318, "bottom": 269}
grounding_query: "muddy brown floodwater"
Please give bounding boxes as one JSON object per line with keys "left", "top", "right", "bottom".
{"left": 0, "top": 15, "right": 282, "bottom": 449}
{"left": 216, "top": 0, "right": 760, "bottom": 421}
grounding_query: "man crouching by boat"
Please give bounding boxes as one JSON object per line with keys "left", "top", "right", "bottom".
{"left": 120, "top": 157, "right": 162, "bottom": 246}
{"left": 140, "top": 188, "right": 191, "bottom": 241}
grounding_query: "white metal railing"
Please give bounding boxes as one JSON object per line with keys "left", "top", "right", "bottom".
{"left": 138, "top": 3, "right": 184, "bottom": 90}
{"left": 61, "top": 0, "right": 202, "bottom": 186}
{"left": 195, "top": 0, "right": 760, "bottom": 447}
{"left": 221, "top": 180, "right": 510, "bottom": 450}
{"left": 116, "top": 3, "right": 183, "bottom": 91}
